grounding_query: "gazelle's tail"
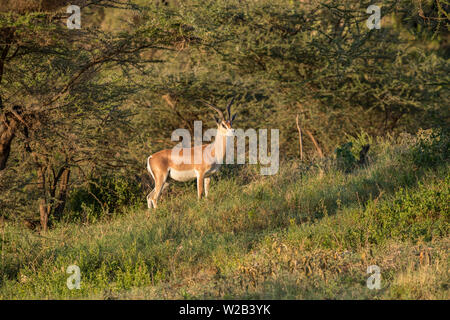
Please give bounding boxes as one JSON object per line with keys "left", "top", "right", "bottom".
{"left": 146, "top": 156, "right": 155, "bottom": 182}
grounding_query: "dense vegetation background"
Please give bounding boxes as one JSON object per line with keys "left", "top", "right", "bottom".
{"left": 0, "top": 0, "right": 449, "bottom": 299}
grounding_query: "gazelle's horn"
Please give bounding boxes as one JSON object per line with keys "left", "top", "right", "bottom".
{"left": 201, "top": 99, "right": 224, "bottom": 120}
{"left": 226, "top": 96, "right": 235, "bottom": 121}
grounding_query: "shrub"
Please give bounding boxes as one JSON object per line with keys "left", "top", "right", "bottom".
{"left": 335, "top": 142, "right": 357, "bottom": 173}
{"left": 345, "top": 131, "right": 374, "bottom": 160}
{"left": 410, "top": 128, "right": 450, "bottom": 169}
{"left": 365, "top": 174, "right": 449, "bottom": 244}
{"left": 65, "top": 175, "right": 142, "bottom": 223}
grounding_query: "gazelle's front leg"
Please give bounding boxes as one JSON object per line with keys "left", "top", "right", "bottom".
{"left": 204, "top": 177, "right": 211, "bottom": 198}
{"left": 196, "top": 171, "right": 205, "bottom": 199}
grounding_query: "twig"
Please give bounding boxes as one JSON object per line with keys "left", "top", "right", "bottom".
{"left": 295, "top": 114, "right": 303, "bottom": 161}
{"left": 305, "top": 129, "right": 324, "bottom": 159}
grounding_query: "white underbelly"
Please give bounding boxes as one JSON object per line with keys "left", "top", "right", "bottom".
{"left": 169, "top": 168, "right": 197, "bottom": 182}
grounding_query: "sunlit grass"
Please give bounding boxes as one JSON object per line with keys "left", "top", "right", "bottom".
{"left": 0, "top": 134, "right": 448, "bottom": 299}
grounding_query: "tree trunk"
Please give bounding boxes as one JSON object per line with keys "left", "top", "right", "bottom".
{"left": 0, "top": 112, "right": 19, "bottom": 170}
{"left": 53, "top": 167, "right": 70, "bottom": 220}
{"left": 39, "top": 199, "right": 49, "bottom": 233}
{"left": 37, "top": 166, "right": 48, "bottom": 232}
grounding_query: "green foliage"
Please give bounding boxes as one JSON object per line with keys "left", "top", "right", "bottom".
{"left": 335, "top": 132, "right": 373, "bottom": 172}
{"left": 134, "top": 0, "right": 449, "bottom": 159}
{"left": 345, "top": 131, "right": 374, "bottom": 159}
{"left": 336, "top": 142, "right": 357, "bottom": 173}
{"left": 66, "top": 176, "right": 142, "bottom": 223}
{"left": 365, "top": 175, "right": 449, "bottom": 244}
{"left": 410, "top": 128, "right": 450, "bottom": 168}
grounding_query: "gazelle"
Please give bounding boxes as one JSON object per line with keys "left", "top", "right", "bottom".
{"left": 146, "top": 98, "right": 237, "bottom": 209}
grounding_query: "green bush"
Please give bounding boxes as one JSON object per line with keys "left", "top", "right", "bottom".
{"left": 365, "top": 174, "right": 449, "bottom": 244}
{"left": 410, "top": 128, "right": 450, "bottom": 169}
{"left": 345, "top": 131, "right": 374, "bottom": 160}
{"left": 335, "top": 142, "right": 358, "bottom": 173}
{"left": 65, "top": 176, "right": 142, "bottom": 223}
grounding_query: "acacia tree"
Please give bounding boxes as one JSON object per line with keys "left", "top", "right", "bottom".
{"left": 1, "top": 0, "right": 448, "bottom": 229}
{"left": 134, "top": 0, "right": 448, "bottom": 157}
{"left": 0, "top": 0, "right": 198, "bottom": 230}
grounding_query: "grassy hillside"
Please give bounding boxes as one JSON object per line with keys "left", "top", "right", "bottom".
{"left": 0, "top": 130, "right": 448, "bottom": 299}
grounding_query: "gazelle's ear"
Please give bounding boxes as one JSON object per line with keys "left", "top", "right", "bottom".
{"left": 231, "top": 113, "right": 237, "bottom": 123}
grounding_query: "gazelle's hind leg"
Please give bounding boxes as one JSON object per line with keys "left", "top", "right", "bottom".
{"left": 146, "top": 155, "right": 165, "bottom": 209}
{"left": 146, "top": 189, "right": 155, "bottom": 209}
{"left": 146, "top": 155, "right": 170, "bottom": 209}
{"left": 151, "top": 172, "right": 169, "bottom": 208}
{"left": 147, "top": 182, "right": 169, "bottom": 209}
{"left": 204, "top": 177, "right": 211, "bottom": 198}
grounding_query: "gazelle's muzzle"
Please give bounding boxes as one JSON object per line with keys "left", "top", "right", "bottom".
{"left": 226, "top": 128, "right": 235, "bottom": 137}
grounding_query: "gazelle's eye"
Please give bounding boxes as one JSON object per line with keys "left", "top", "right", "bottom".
{"left": 222, "top": 123, "right": 227, "bottom": 129}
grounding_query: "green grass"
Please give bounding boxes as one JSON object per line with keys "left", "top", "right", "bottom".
{"left": 0, "top": 132, "right": 449, "bottom": 299}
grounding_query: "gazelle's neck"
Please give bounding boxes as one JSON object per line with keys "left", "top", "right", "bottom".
{"left": 211, "top": 130, "right": 229, "bottom": 163}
